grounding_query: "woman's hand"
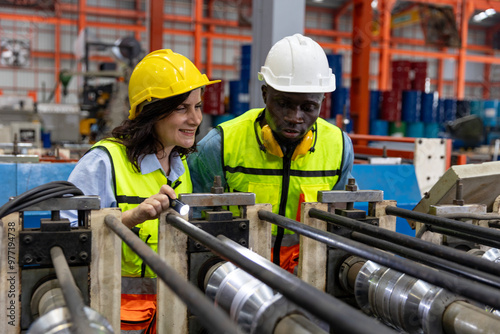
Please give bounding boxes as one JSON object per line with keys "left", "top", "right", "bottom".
{"left": 122, "top": 185, "right": 177, "bottom": 228}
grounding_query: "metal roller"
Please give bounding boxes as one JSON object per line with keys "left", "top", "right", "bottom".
{"left": 27, "top": 306, "right": 114, "bottom": 334}
{"left": 354, "top": 260, "right": 465, "bottom": 334}
{"left": 205, "top": 261, "right": 325, "bottom": 334}
{"left": 27, "top": 279, "right": 113, "bottom": 334}
{"left": 481, "top": 248, "right": 500, "bottom": 317}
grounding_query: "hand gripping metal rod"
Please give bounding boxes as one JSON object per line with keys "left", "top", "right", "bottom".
{"left": 50, "top": 246, "right": 93, "bottom": 334}
{"left": 308, "top": 208, "right": 500, "bottom": 276}
{"left": 165, "top": 213, "right": 397, "bottom": 334}
{"left": 259, "top": 210, "right": 500, "bottom": 310}
{"left": 104, "top": 214, "right": 242, "bottom": 334}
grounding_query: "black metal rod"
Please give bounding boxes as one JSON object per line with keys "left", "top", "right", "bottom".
{"left": 165, "top": 213, "right": 397, "bottom": 334}
{"left": 104, "top": 214, "right": 242, "bottom": 334}
{"left": 308, "top": 208, "right": 500, "bottom": 276}
{"left": 259, "top": 210, "right": 500, "bottom": 310}
{"left": 351, "top": 232, "right": 500, "bottom": 289}
{"left": 385, "top": 206, "right": 500, "bottom": 242}
{"left": 426, "top": 225, "right": 500, "bottom": 249}
{"left": 50, "top": 246, "right": 93, "bottom": 334}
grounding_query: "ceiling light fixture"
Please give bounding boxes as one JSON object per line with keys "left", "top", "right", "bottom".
{"left": 473, "top": 8, "right": 496, "bottom": 22}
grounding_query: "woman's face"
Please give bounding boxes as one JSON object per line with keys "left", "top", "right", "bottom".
{"left": 154, "top": 88, "right": 203, "bottom": 151}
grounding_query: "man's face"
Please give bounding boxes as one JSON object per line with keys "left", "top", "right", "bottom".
{"left": 262, "top": 85, "right": 324, "bottom": 143}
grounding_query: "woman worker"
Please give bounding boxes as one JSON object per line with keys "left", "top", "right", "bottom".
{"left": 65, "top": 49, "right": 219, "bottom": 333}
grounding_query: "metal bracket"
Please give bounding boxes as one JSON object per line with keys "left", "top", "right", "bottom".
{"left": 188, "top": 218, "right": 249, "bottom": 252}
{"left": 19, "top": 221, "right": 92, "bottom": 267}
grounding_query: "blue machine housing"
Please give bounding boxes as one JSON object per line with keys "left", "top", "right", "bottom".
{"left": 1, "top": 163, "right": 422, "bottom": 236}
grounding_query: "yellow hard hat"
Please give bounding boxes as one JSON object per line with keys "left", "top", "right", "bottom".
{"left": 128, "top": 49, "right": 220, "bottom": 119}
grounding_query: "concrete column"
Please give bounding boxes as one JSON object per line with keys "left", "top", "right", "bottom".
{"left": 250, "top": 0, "right": 306, "bottom": 108}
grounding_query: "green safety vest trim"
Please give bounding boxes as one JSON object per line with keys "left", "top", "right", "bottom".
{"left": 219, "top": 108, "right": 344, "bottom": 235}
{"left": 92, "top": 140, "right": 192, "bottom": 278}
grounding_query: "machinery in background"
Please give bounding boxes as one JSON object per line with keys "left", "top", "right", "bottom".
{"left": 0, "top": 183, "right": 121, "bottom": 333}
{"left": 3, "top": 161, "right": 500, "bottom": 333}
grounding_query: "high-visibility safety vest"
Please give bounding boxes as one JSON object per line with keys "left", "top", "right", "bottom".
{"left": 93, "top": 140, "right": 192, "bottom": 277}
{"left": 92, "top": 140, "right": 192, "bottom": 333}
{"left": 218, "top": 109, "right": 344, "bottom": 271}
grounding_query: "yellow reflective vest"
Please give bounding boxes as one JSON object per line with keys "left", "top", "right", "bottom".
{"left": 92, "top": 140, "right": 192, "bottom": 277}
{"left": 218, "top": 108, "right": 344, "bottom": 234}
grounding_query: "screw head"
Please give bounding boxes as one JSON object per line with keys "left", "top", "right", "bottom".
{"left": 79, "top": 251, "right": 88, "bottom": 261}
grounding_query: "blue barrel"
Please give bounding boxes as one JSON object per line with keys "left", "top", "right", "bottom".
{"left": 469, "top": 100, "right": 483, "bottom": 116}
{"left": 443, "top": 98, "right": 457, "bottom": 122}
{"left": 421, "top": 92, "right": 438, "bottom": 123}
{"left": 240, "top": 44, "right": 251, "bottom": 81}
{"left": 212, "top": 114, "right": 235, "bottom": 127}
{"left": 369, "top": 90, "right": 381, "bottom": 120}
{"left": 483, "top": 100, "right": 499, "bottom": 127}
{"left": 331, "top": 86, "right": 349, "bottom": 116}
{"left": 370, "top": 119, "right": 389, "bottom": 136}
{"left": 326, "top": 54, "right": 343, "bottom": 89}
{"left": 405, "top": 122, "right": 424, "bottom": 137}
{"left": 424, "top": 123, "right": 440, "bottom": 138}
{"left": 401, "top": 90, "right": 422, "bottom": 122}
{"left": 229, "top": 80, "right": 250, "bottom": 116}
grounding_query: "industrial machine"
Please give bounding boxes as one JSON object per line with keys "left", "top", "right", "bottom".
{"left": 2, "top": 162, "right": 500, "bottom": 333}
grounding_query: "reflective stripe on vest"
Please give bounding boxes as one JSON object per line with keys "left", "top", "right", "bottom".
{"left": 219, "top": 108, "right": 344, "bottom": 236}
{"left": 92, "top": 140, "right": 192, "bottom": 278}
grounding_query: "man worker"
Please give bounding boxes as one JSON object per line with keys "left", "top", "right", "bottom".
{"left": 188, "top": 33, "right": 354, "bottom": 273}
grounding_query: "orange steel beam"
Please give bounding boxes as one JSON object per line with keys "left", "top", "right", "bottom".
{"left": 55, "top": 2, "right": 61, "bottom": 103}
{"left": 206, "top": 0, "right": 217, "bottom": 78}
{"left": 353, "top": 146, "right": 415, "bottom": 160}
{"left": 437, "top": 49, "right": 444, "bottom": 96}
{"left": 135, "top": 0, "right": 142, "bottom": 41}
{"left": 149, "top": 0, "right": 164, "bottom": 51}
{"left": 333, "top": 0, "right": 352, "bottom": 44}
{"left": 387, "top": 48, "right": 458, "bottom": 60}
{"left": 316, "top": 42, "right": 352, "bottom": 51}
{"left": 0, "top": 12, "right": 75, "bottom": 25}
{"left": 349, "top": 134, "right": 417, "bottom": 143}
{"left": 405, "top": 0, "right": 461, "bottom": 6}
{"left": 77, "top": 0, "right": 86, "bottom": 80}
{"left": 456, "top": 0, "right": 474, "bottom": 99}
{"left": 473, "top": 0, "right": 500, "bottom": 12}
{"left": 390, "top": 36, "right": 494, "bottom": 53}
{"left": 201, "top": 17, "right": 244, "bottom": 27}
{"left": 78, "top": 0, "right": 86, "bottom": 33}
{"left": 305, "top": 28, "right": 353, "bottom": 39}
{"left": 201, "top": 32, "right": 252, "bottom": 41}
{"left": 379, "top": 0, "right": 396, "bottom": 90}
{"left": 86, "top": 21, "right": 145, "bottom": 31}
{"left": 351, "top": 0, "right": 372, "bottom": 135}
{"left": 59, "top": 3, "right": 146, "bottom": 19}
{"left": 194, "top": 0, "right": 203, "bottom": 70}
{"left": 483, "top": 30, "right": 493, "bottom": 99}
{"left": 0, "top": 13, "right": 147, "bottom": 32}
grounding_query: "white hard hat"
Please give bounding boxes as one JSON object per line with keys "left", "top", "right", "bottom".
{"left": 258, "top": 33, "right": 336, "bottom": 93}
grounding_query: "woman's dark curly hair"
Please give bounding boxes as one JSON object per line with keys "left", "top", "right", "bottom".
{"left": 107, "top": 91, "right": 198, "bottom": 172}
